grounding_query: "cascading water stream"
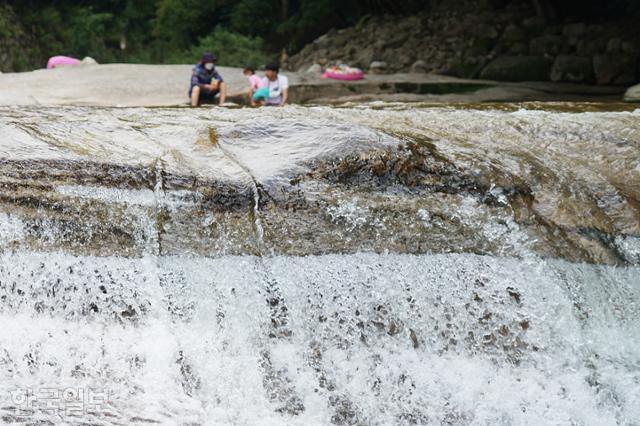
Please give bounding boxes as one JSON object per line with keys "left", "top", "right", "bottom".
{"left": 210, "top": 128, "right": 265, "bottom": 249}
{"left": 0, "top": 103, "right": 638, "bottom": 424}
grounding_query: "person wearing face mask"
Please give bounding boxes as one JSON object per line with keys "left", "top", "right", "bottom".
{"left": 189, "top": 52, "right": 227, "bottom": 106}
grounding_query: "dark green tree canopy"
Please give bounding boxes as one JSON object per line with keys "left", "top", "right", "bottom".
{"left": 1, "top": 0, "right": 637, "bottom": 71}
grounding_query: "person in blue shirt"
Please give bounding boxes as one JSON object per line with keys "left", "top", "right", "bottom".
{"left": 190, "top": 52, "right": 226, "bottom": 106}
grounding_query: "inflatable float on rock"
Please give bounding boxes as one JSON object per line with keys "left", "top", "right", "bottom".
{"left": 322, "top": 64, "right": 364, "bottom": 81}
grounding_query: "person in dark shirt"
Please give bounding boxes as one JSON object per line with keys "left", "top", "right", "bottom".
{"left": 189, "top": 52, "right": 226, "bottom": 106}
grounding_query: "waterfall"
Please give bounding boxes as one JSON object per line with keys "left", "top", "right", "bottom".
{"left": 0, "top": 103, "right": 638, "bottom": 424}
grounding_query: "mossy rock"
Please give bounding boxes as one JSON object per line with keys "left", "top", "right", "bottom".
{"left": 479, "top": 55, "right": 553, "bottom": 82}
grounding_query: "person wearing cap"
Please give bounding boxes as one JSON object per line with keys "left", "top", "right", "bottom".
{"left": 189, "top": 52, "right": 226, "bottom": 106}
{"left": 252, "top": 63, "right": 289, "bottom": 106}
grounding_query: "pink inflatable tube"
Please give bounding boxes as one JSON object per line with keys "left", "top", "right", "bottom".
{"left": 47, "top": 56, "right": 81, "bottom": 69}
{"left": 322, "top": 69, "right": 364, "bottom": 81}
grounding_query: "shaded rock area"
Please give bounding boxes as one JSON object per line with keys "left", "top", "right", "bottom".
{"left": 479, "top": 55, "right": 552, "bottom": 82}
{"left": 550, "top": 55, "right": 595, "bottom": 84}
{"left": 287, "top": 0, "right": 640, "bottom": 86}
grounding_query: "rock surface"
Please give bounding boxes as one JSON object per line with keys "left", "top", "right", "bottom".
{"left": 305, "top": 63, "right": 322, "bottom": 74}
{"left": 1, "top": 104, "right": 638, "bottom": 264}
{"left": 411, "top": 60, "right": 428, "bottom": 73}
{"left": 593, "top": 55, "right": 638, "bottom": 86}
{"left": 0, "top": 64, "right": 629, "bottom": 107}
{"left": 625, "top": 84, "right": 640, "bottom": 101}
{"left": 287, "top": 3, "right": 640, "bottom": 86}
{"left": 480, "top": 56, "right": 552, "bottom": 82}
{"left": 550, "top": 55, "right": 594, "bottom": 83}
{"left": 369, "top": 61, "right": 388, "bottom": 74}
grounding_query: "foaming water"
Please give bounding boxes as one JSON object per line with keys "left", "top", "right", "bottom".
{"left": 0, "top": 103, "right": 639, "bottom": 424}
{"left": 0, "top": 252, "right": 638, "bottom": 424}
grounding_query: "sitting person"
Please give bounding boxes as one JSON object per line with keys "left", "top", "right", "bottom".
{"left": 189, "top": 52, "right": 226, "bottom": 106}
{"left": 243, "top": 66, "right": 263, "bottom": 106}
{"left": 252, "top": 63, "right": 288, "bottom": 106}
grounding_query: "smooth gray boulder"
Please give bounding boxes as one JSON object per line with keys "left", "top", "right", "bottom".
{"left": 479, "top": 56, "right": 552, "bottom": 82}
{"left": 624, "top": 84, "right": 640, "bottom": 102}
{"left": 81, "top": 56, "right": 98, "bottom": 65}
{"left": 304, "top": 63, "right": 322, "bottom": 74}
{"left": 411, "top": 60, "right": 427, "bottom": 73}
{"left": 369, "top": 61, "right": 388, "bottom": 74}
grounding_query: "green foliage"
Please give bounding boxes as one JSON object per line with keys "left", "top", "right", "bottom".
{"left": 153, "top": 0, "right": 221, "bottom": 48}
{"left": 228, "top": 0, "right": 279, "bottom": 38}
{"left": 0, "top": 4, "right": 16, "bottom": 39}
{"left": 1, "top": 0, "right": 432, "bottom": 71}
{"left": 168, "top": 27, "right": 270, "bottom": 68}
{"left": 70, "top": 8, "right": 117, "bottom": 61}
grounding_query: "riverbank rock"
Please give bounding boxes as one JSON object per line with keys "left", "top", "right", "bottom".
{"left": 81, "top": 57, "right": 98, "bottom": 66}
{"left": 550, "top": 55, "right": 594, "bottom": 83}
{"left": 576, "top": 39, "right": 607, "bottom": 56}
{"left": 305, "top": 63, "right": 322, "bottom": 74}
{"left": 480, "top": 56, "right": 552, "bottom": 82}
{"left": 287, "top": 2, "right": 639, "bottom": 85}
{"left": 369, "top": 61, "right": 388, "bottom": 74}
{"left": 621, "top": 41, "right": 638, "bottom": 54}
{"left": 411, "top": 60, "right": 428, "bottom": 73}
{"left": 624, "top": 84, "right": 640, "bottom": 101}
{"left": 563, "top": 23, "right": 586, "bottom": 39}
{"left": 593, "top": 55, "right": 638, "bottom": 85}
{"left": 529, "top": 35, "right": 566, "bottom": 55}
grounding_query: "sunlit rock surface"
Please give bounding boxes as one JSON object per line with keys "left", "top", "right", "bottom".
{"left": 0, "top": 104, "right": 638, "bottom": 263}
{"left": 625, "top": 84, "right": 640, "bottom": 102}
{"left": 0, "top": 103, "right": 639, "bottom": 424}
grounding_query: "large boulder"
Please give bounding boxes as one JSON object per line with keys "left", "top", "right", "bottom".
{"left": 81, "top": 56, "right": 98, "bottom": 66}
{"left": 521, "top": 16, "right": 545, "bottom": 34}
{"left": 550, "top": 55, "right": 595, "bottom": 83}
{"left": 563, "top": 23, "right": 586, "bottom": 38}
{"left": 369, "top": 61, "right": 388, "bottom": 74}
{"left": 624, "top": 84, "right": 640, "bottom": 102}
{"left": 593, "top": 55, "right": 638, "bottom": 86}
{"left": 352, "top": 46, "right": 375, "bottom": 69}
{"left": 622, "top": 41, "right": 638, "bottom": 54}
{"left": 501, "top": 24, "right": 527, "bottom": 43}
{"left": 607, "top": 38, "right": 622, "bottom": 54}
{"left": 509, "top": 42, "right": 529, "bottom": 55}
{"left": 563, "top": 23, "right": 586, "bottom": 47}
{"left": 576, "top": 39, "right": 606, "bottom": 56}
{"left": 411, "top": 60, "right": 428, "bottom": 73}
{"left": 529, "top": 35, "right": 567, "bottom": 56}
{"left": 479, "top": 55, "right": 553, "bottom": 82}
{"left": 304, "top": 63, "right": 322, "bottom": 74}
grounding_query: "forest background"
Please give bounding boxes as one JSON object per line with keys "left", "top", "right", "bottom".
{"left": 0, "top": 0, "right": 638, "bottom": 72}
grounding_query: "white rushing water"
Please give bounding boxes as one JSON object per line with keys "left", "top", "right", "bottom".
{"left": 0, "top": 103, "right": 639, "bottom": 424}
{"left": 0, "top": 251, "right": 638, "bottom": 424}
